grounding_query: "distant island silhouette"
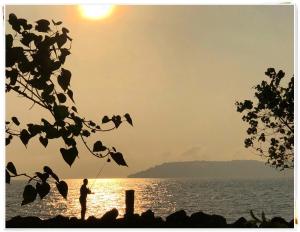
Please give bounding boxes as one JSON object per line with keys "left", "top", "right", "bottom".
{"left": 128, "top": 160, "right": 293, "bottom": 179}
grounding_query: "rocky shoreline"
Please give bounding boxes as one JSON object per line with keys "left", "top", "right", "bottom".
{"left": 6, "top": 209, "right": 294, "bottom": 228}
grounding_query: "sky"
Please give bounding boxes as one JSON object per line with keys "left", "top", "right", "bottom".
{"left": 5, "top": 5, "right": 294, "bottom": 178}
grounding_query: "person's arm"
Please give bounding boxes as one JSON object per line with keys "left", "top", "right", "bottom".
{"left": 87, "top": 188, "right": 94, "bottom": 194}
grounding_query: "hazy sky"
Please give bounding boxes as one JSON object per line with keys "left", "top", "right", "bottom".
{"left": 5, "top": 5, "right": 294, "bottom": 178}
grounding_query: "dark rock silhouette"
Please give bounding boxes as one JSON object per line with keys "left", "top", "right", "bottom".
{"left": 166, "top": 210, "right": 189, "bottom": 226}
{"left": 190, "top": 211, "right": 227, "bottom": 227}
{"left": 6, "top": 209, "right": 294, "bottom": 228}
{"left": 231, "top": 217, "right": 248, "bottom": 228}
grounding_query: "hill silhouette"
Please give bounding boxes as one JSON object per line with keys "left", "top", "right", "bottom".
{"left": 128, "top": 160, "right": 293, "bottom": 179}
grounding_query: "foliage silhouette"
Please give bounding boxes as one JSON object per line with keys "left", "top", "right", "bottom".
{"left": 235, "top": 68, "right": 293, "bottom": 170}
{"left": 6, "top": 14, "right": 133, "bottom": 204}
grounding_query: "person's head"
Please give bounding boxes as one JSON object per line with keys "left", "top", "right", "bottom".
{"left": 83, "top": 178, "right": 88, "bottom": 185}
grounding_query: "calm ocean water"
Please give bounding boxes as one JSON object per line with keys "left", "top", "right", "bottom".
{"left": 6, "top": 178, "right": 294, "bottom": 223}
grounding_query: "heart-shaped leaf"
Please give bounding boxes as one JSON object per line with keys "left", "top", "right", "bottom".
{"left": 20, "top": 129, "right": 31, "bottom": 147}
{"left": 35, "top": 172, "right": 49, "bottom": 183}
{"left": 36, "top": 182, "right": 50, "bottom": 199}
{"left": 56, "top": 181, "right": 68, "bottom": 199}
{"left": 110, "top": 152, "right": 128, "bottom": 166}
{"left": 21, "top": 185, "right": 37, "bottom": 206}
{"left": 58, "top": 68, "right": 71, "bottom": 91}
{"left": 6, "top": 162, "right": 17, "bottom": 175}
{"left": 39, "top": 136, "right": 48, "bottom": 148}
{"left": 60, "top": 146, "right": 78, "bottom": 167}
{"left": 112, "top": 115, "right": 122, "bottom": 128}
{"left": 102, "top": 116, "right": 110, "bottom": 124}
{"left": 93, "top": 141, "right": 106, "bottom": 152}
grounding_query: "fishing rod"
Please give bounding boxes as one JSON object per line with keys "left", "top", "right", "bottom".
{"left": 89, "top": 160, "right": 107, "bottom": 190}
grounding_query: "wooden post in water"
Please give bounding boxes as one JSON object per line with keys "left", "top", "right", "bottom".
{"left": 125, "top": 190, "right": 135, "bottom": 217}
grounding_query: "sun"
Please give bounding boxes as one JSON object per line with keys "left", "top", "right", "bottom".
{"left": 79, "top": 5, "right": 115, "bottom": 20}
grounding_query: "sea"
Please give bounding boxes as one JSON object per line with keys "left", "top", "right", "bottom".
{"left": 6, "top": 177, "right": 294, "bottom": 223}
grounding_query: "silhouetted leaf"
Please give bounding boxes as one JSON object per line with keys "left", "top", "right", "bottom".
{"left": 52, "top": 19, "right": 62, "bottom": 25}
{"left": 6, "top": 162, "right": 17, "bottom": 175}
{"left": 124, "top": 113, "right": 133, "bottom": 126}
{"left": 110, "top": 152, "right": 128, "bottom": 166}
{"left": 6, "top": 170, "right": 10, "bottom": 184}
{"left": 56, "top": 181, "right": 68, "bottom": 199}
{"left": 50, "top": 172, "right": 59, "bottom": 182}
{"left": 112, "top": 115, "right": 122, "bottom": 128}
{"left": 20, "top": 32, "right": 35, "bottom": 47}
{"left": 20, "top": 129, "right": 31, "bottom": 147}
{"left": 21, "top": 185, "right": 37, "bottom": 206}
{"left": 89, "top": 121, "right": 96, "bottom": 127}
{"left": 36, "top": 182, "right": 50, "bottom": 199}
{"left": 82, "top": 130, "right": 90, "bottom": 137}
{"left": 56, "top": 34, "right": 67, "bottom": 48}
{"left": 53, "top": 105, "right": 69, "bottom": 121}
{"left": 8, "top": 14, "right": 20, "bottom": 33}
{"left": 43, "top": 166, "right": 53, "bottom": 174}
{"left": 62, "top": 27, "right": 69, "bottom": 34}
{"left": 27, "top": 124, "right": 42, "bottom": 137}
{"left": 39, "top": 136, "right": 48, "bottom": 148}
{"left": 57, "top": 93, "right": 67, "bottom": 103}
{"left": 35, "top": 172, "right": 49, "bottom": 183}
{"left": 35, "top": 19, "right": 50, "bottom": 32}
{"left": 63, "top": 136, "right": 76, "bottom": 147}
{"left": 58, "top": 68, "right": 71, "bottom": 91}
{"left": 71, "top": 106, "right": 77, "bottom": 113}
{"left": 102, "top": 116, "right": 110, "bottom": 124}
{"left": 60, "top": 146, "right": 78, "bottom": 167}
{"left": 59, "top": 48, "right": 71, "bottom": 64}
{"left": 93, "top": 141, "right": 106, "bottom": 152}
{"left": 67, "top": 89, "right": 74, "bottom": 103}
{"left": 11, "top": 117, "right": 20, "bottom": 126}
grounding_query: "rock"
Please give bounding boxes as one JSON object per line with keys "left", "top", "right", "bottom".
{"left": 270, "top": 217, "right": 289, "bottom": 226}
{"left": 166, "top": 210, "right": 189, "bottom": 226}
{"left": 44, "top": 215, "right": 69, "bottom": 227}
{"left": 6, "top": 216, "right": 42, "bottom": 228}
{"left": 141, "top": 209, "right": 155, "bottom": 221}
{"left": 190, "top": 211, "right": 227, "bottom": 228}
{"left": 86, "top": 216, "right": 99, "bottom": 227}
{"left": 244, "top": 221, "right": 258, "bottom": 228}
{"left": 69, "top": 217, "right": 81, "bottom": 227}
{"left": 231, "top": 217, "right": 247, "bottom": 228}
{"left": 100, "top": 208, "right": 118, "bottom": 223}
{"left": 154, "top": 216, "right": 165, "bottom": 225}
{"left": 258, "top": 217, "right": 289, "bottom": 228}
{"left": 288, "top": 219, "right": 294, "bottom": 228}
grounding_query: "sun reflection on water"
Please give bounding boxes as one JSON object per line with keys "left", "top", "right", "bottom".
{"left": 64, "top": 178, "right": 159, "bottom": 219}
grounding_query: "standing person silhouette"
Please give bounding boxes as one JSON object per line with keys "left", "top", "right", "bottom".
{"left": 79, "top": 178, "right": 93, "bottom": 220}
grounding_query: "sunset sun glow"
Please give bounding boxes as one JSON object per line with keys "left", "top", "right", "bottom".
{"left": 79, "top": 5, "right": 115, "bottom": 20}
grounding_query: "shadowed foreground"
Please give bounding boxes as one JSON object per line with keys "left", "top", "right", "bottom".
{"left": 6, "top": 209, "right": 294, "bottom": 228}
